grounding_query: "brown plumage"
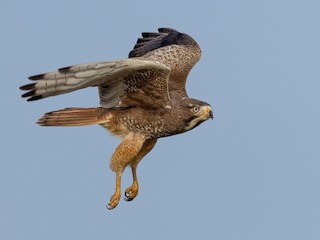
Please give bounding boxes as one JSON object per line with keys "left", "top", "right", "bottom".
{"left": 20, "top": 28, "right": 213, "bottom": 210}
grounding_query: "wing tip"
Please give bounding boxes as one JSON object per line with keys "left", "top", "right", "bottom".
{"left": 158, "top": 27, "right": 178, "bottom": 33}
{"left": 129, "top": 28, "right": 198, "bottom": 58}
{"left": 21, "top": 90, "right": 36, "bottom": 98}
{"left": 27, "top": 95, "right": 44, "bottom": 101}
{"left": 28, "top": 74, "right": 45, "bottom": 80}
{"left": 20, "top": 83, "right": 44, "bottom": 101}
{"left": 20, "top": 83, "right": 35, "bottom": 91}
{"left": 21, "top": 94, "right": 44, "bottom": 101}
{"left": 58, "top": 66, "right": 71, "bottom": 72}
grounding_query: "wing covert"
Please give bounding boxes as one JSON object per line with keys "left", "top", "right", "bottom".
{"left": 98, "top": 60, "right": 171, "bottom": 109}
{"left": 128, "top": 28, "right": 202, "bottom": 95}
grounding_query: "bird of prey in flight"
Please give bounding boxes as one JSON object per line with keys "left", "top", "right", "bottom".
{"left": 20, "top": 28, "right": 213, "bottom": 210}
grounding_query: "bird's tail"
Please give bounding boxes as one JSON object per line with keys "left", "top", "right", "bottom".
{"left": 37, "top": 108, "right": 109, "bottom": 126}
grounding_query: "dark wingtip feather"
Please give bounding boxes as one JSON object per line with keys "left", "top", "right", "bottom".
{"left": 161, "top": 31, "right": 197, "bottom": 47}
{"left": 29, "top": 74, "right": 45, "bottom": 80}
{"left": 20, "top": 83, "right": 35, "bottom": 90}
{"left": 21, "top": 84, "right": 44, "bottom": 101}
{"left": 58, "top": 66, "right": 72, "bottom": 72}
{"left": 137, "top": 37, "right": 154, "bottom": 44}
{"left": 158, "top": 28, "right": 177, "bottom": 33}
{"left": 27, "top": 95, "right": 44, "bottom": 101}
{"left": 129, "top": 28, "right": 198, "bottom": 58}
{"left": 22, "top": 90, "right": 36, "bottom": 98}
{"left": 141, "top": 32, "right": 163, "bottom": 38}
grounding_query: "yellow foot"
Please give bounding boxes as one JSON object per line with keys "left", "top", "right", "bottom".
{"left": 106, "top": 193, "right": 121, "bottom": 210}
{"left": 124, "top": 185, "right": 139, "bottom": 202}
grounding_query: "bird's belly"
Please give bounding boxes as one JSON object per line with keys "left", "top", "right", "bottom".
{"left": 100, "top": 122, "right": 130, "bottom": 139}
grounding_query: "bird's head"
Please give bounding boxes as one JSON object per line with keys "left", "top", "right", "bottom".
{"left": 181, "top": 98, "right": 213, "bottom": 131}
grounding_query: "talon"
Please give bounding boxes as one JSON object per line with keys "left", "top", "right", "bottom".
{"left": 123, "top": 191, "right": 134, "bottom": 202}
{"left": 124, "top": 197, "right": 133, "bottom": 202}
{"left": 106, "top": 204, "right": 112, "bottom": 210}
{"left": 124, "top": 185, "right": 138, "bottom": 202}
{"left": 106, "top": 202, "right": 118, "bottom": 210}
{"left": 106, "top": 193, "right": 121, "bottom": 210}
{"left": 106, "top": 202, "right": 116, "bottom": 210}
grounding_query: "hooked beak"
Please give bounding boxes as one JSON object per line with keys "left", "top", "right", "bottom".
{"left": 209, "top": 110, "right": 213, "bottom": 119}
{"left": 204, "top": 105, "right": 214, "bottom": 119}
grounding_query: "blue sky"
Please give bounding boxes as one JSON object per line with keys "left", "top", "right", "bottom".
{"left": 1, "top": 0, "right": 320, "bottom": 239}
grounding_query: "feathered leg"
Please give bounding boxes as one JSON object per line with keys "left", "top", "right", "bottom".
{"left": 107, "top": 133, "right": 147, "bottom": 210}
{"left": 124, "top": 139, "right": 157, "bottom": 202}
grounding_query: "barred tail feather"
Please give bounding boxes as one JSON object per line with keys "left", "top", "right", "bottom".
{"left": 37, "top": 108, "right": 108, "bottom": 126}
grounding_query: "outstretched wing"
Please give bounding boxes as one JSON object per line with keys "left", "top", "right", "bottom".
{"left": 129, "top": 28, "right": 202, "bottom": 94}
{"left": 20, "top": 58, "right": 171, "bottom": 109}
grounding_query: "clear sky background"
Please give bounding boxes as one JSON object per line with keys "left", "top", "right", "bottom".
{"left": 1, "top": 0, "right": 320, "bottom": 239}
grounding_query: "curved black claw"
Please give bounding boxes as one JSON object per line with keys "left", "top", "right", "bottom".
{"left": 106, "top": 197, "right": 120, "bottom": 210}
{"left": 123, "top": 192, "right": 134, "bottom": 202}
{"left": 106, "top": 204, "right": 112, "bottom": 210}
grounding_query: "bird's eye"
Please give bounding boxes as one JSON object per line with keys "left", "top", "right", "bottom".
{"left": 193, "top": 106, "right": 200, "bottom": 113}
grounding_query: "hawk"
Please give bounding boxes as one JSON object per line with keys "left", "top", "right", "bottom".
{"left": 20, "top": 28, "right": 213, "bottom": 210}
